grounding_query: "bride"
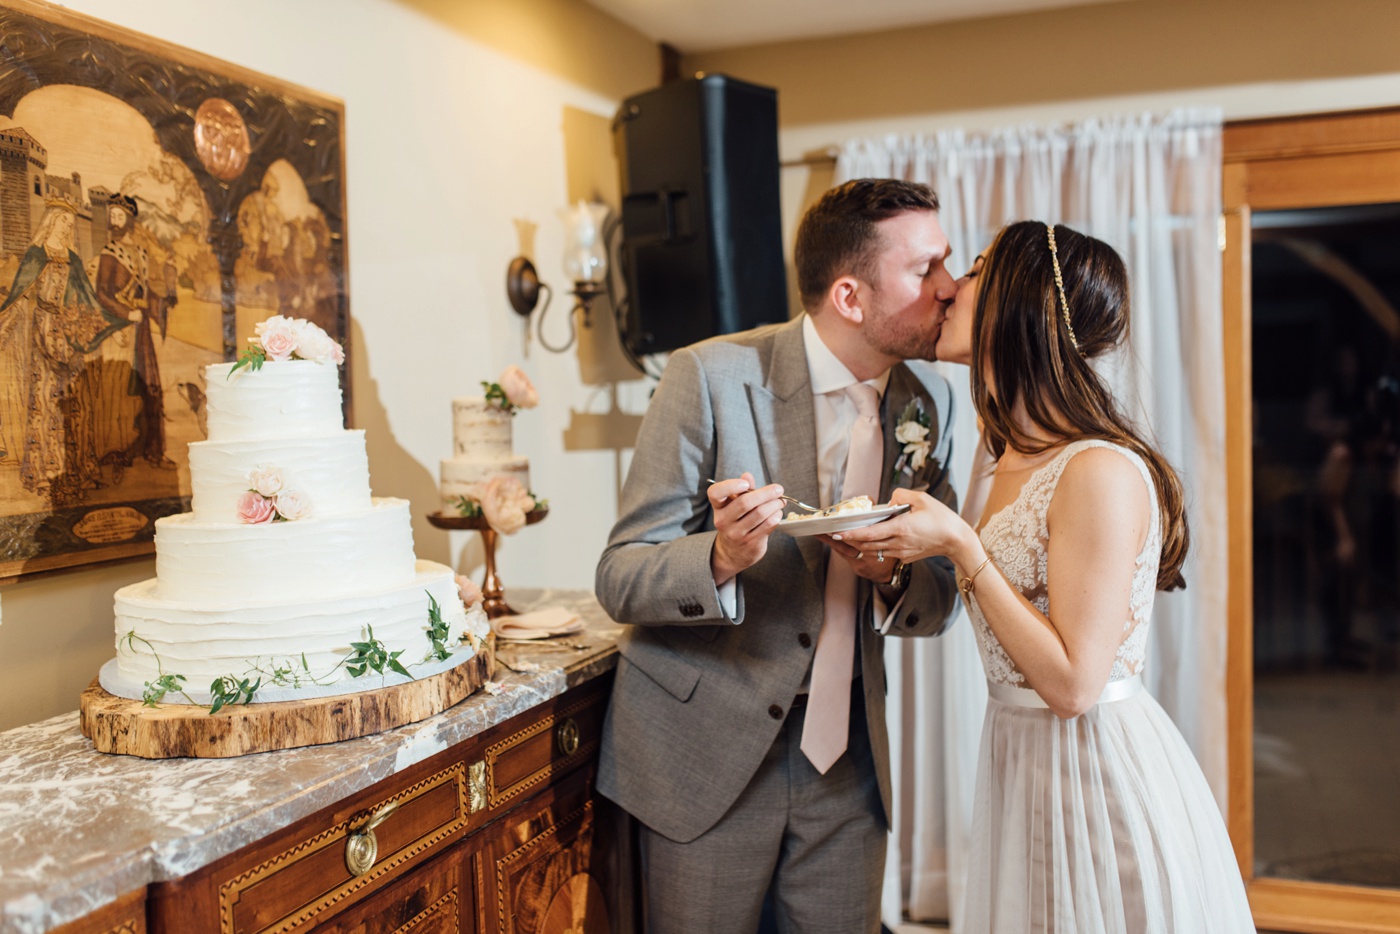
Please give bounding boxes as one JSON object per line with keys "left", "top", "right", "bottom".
{"left": 835, "top": 221, "right": 1255, "bottom": 932}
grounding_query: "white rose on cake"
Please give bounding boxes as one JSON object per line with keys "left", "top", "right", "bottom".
{"left": 233, "top": 316, "right": 346, "bottom": 376}
{"left": 273, "top": 488, "right": 313, "bottom": 522}
{"left": 248, "top": 465, "right": 285, "bottom": 497}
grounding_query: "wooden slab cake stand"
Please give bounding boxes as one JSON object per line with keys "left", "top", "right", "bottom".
{"left": 79, "top": 643, "right": 494, "bottom": 759}
{"left": 427, "top": 507, "right": 548, "bottom": 618}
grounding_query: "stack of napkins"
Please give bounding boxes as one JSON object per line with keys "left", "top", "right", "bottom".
{"left": 491, "top": 606, "right": 584, "bottom": 639}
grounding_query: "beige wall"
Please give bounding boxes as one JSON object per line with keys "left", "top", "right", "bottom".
{"left": 684, "top": 0, "right": 1400, "bottom": 129}
{"left": 0, "top": 0, "right": 658, "bottom": 732}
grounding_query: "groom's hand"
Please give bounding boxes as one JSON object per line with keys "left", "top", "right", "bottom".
{"left": 709, "top": 472, "right": 785, "bottom": 585}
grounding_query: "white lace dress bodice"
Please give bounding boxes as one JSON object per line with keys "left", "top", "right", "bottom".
{"left": 967, "top": 439, "right": 1162, "bottom": 688}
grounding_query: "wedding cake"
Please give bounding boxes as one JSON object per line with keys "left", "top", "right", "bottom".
{"left": 105, "top": 317, "right": 487, "bottom": 706}
{"left": 439, "top": 366, "right": 539, "bottom": 518}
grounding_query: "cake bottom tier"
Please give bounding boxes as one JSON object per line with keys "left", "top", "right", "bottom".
{"left": 439, "top": 456, "right": 529, "bottom": 512}
{"left": 110, "top": 560, "right": 483, "bottom": 702}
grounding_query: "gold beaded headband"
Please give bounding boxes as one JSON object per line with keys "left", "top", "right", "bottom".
{"left": 1045, "top": 224, "right": 1080, "bottom": 351}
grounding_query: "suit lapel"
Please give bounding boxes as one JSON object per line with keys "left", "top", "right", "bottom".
{"left": 747, "top": 317, "right": 825, "bottom": 580}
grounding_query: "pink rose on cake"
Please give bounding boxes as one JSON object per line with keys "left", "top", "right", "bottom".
{"left": 231, "top": 315, "right": 345, "bottom": 376}
{"left": 482, "top": 365, "right": 537, "bottom": 415}
{"left": 273, "top": 489, "right": 313, "bottom": 522}
{"left": 236, "top": 490, "right": 277, "bottom": 524}
{"left": 499, "top": 366, "right": 538, "bottom": 410}
{"left": 256, "top": 317, "right": 299, "bottom": 361}
{"left": 474, "top": 475, "right": 534, "bottom": 535}
{"left": 455, "top": 574, "right": 483, "bottom": 608}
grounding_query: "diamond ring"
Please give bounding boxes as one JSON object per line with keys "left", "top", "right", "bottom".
{"left": 877, "top": 550, "right": 884, "bottom": 562}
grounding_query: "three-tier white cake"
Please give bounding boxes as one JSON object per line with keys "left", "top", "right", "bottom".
{"left": 106, "top": 354, "right": 483, "bottom": 704}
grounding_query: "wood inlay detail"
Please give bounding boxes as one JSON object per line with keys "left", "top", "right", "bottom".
{"left": 395, "top": 888, "right": 458, "bottom": 933}
{"left": 494, "top": 802, "right": 594, "bottom": 931}
{"left": 485, "top": 695, "right": 600, "bottom": 808}
{"left": 217, "top": 763, "right": 468, "bottom": 934}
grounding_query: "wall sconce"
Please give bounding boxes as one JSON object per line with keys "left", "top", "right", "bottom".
{"left": 506, "top": 200, "right": 611, "bottom": 353}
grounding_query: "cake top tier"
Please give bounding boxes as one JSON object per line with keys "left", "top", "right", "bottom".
{"left": 205, "top": 359, "right": 345, "bottom": 441}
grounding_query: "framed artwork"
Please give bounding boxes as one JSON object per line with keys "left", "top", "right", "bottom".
{"left": 0, "top": 0, "right": 349, "bottom": 580}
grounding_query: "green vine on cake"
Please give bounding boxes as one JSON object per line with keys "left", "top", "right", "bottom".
{"left": 427, "top": 593, "right": 453, "bottom": 661}
{"left": 347, "top": 625, "right": 411, "bottom": 679}
{"left": 120, "top": 592, "right": 475, "bottom": 711}
{"left": 208, "top": 675, "right": 262, "bottom": 714}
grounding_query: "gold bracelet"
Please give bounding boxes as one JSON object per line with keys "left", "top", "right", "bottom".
{"left": 959, "top": 556, "right": 993, "bottom": 595}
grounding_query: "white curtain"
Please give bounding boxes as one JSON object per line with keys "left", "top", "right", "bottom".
{"left": 835, "top": 109, "right": 1226, "bottom": 930}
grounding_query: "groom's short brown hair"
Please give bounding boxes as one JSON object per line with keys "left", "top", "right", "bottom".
{"left": 794, "top": 178, "right": 940, "bottom": 311}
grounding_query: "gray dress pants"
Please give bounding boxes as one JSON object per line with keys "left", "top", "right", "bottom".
{"left": 637, "top": 694, "right": 886, "bottom": 933}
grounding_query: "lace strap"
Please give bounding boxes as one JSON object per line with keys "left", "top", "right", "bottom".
{"left": 1031, "top": 440, "right": 1159, "bottom": 559}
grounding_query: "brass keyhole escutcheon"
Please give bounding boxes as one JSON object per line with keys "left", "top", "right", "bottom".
{"left": 345, "top": 799, "right": 400, "bottom": 876}
{"left": 556, "top": 717, "right": 580, "bottom": 757}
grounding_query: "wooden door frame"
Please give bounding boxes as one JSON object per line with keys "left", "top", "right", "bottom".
{"left": 1224, "top": 106, "right": 1400, "bottom": 934}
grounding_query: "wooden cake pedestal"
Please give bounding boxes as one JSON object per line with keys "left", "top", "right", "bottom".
{"left": 79, "top": 639, "right": 495, "bottom": 759}
{"left": 428, "top": 507, "right": 548, "bottom": 619}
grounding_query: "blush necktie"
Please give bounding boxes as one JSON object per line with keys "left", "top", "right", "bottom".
{"left": 801, "top": 382, "right": 883, "bottom": 773}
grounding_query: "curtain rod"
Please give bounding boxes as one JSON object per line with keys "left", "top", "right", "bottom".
{"left": 781, "top": 147, "right": 838, "bottom": 169}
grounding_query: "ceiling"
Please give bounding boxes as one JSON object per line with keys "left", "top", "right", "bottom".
{"left": 584, "top": 0, "right": 1129, "bottom": 53}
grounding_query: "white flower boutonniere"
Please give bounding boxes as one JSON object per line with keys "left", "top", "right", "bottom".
{"left": 891, "top": 399, "right": 933, "bottom": 483}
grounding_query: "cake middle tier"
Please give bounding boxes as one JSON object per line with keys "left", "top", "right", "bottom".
{"left": 154, "top": 498, "right": 416, "bottom": 603}
{"left": 189, "top": 430, "right": 372, "bottom": 522}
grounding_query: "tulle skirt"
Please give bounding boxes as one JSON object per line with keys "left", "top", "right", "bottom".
{"left": 963, "top": 681, "right": 1256, "bottom": 933}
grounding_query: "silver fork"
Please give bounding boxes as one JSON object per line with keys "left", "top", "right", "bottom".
{"left": 705, "top": 478, "right": 821, "bottom": 513}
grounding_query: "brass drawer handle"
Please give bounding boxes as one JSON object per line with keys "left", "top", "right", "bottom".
{"left": 556, "top": 717, "right": 580, "bottom": 757}
{"left": 345, "top": 799, "right": 400, "bottom": 876}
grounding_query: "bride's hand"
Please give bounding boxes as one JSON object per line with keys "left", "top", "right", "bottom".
{"left": 830, "top": 488, "right": 971, "bottom": 564}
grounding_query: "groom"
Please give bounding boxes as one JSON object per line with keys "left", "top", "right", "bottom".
{"left": 595, "top": 178, "right": 962, "bottom": 933}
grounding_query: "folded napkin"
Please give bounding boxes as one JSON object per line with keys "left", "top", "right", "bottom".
{"left": 491, "top": 606, "right": 584, "bottom": 640}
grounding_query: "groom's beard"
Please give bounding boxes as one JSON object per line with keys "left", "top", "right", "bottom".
{"left": 865, "top": 304, "right": 945, "bottom": 362}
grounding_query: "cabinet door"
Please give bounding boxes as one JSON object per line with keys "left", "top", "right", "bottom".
{"left": 311, "top": 848, "right": 471, "bottom": 934}
{"left": 475, "top": 769, "right": 610, "bottom": 934}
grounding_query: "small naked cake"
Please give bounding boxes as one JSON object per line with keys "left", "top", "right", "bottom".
{"left": 106, "top": 316, "right": 490, "bottom": 709}
{"left": 440, "top": 365, "right": 546, "bottom": 534}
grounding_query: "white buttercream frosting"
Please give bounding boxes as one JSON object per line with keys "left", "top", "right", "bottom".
{"left": 205, "top": 359, "right": 344, "bottom": 441}
{"left": 153, "top": 498, "right": 416, "bottom": 603}
{"left": 113, "top": 560, "right": 472, "bottom": 691}
{"left": 189, "top": 431, "right": 372, "bottom": 521}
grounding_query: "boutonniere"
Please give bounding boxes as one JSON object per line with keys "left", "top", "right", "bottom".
{"left": 891, "top": 398, "right": 932, "bottom": 483}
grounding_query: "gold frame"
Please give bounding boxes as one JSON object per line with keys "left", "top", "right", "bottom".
{"left": 1224, "top": 106, "right": 1400, "bottom": 934}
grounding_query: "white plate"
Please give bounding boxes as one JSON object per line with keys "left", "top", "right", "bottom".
{"left": 776, "top": 503, "right": 910, "bottom": 538}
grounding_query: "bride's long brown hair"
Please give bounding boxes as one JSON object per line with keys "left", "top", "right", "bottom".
{"left": 970, "top": 220, "right": 1189, "bottom": 591}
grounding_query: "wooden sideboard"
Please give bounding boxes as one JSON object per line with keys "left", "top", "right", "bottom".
{"left": 53, "top": 675, "right": 632, "bottom": 934}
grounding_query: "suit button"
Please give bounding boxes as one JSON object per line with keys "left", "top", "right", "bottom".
{"left": 907, "top": 612, "right": 920, "bottom": 627}
{"left": 768, "top": 704, "right": 783, "bottom": 720}
{"left": 798, "top": 632, "right": 812, "bottom": 648}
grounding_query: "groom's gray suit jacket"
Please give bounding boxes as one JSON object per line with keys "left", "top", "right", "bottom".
{"left": 595, "top": 316, "right": 960, "bottom": 843}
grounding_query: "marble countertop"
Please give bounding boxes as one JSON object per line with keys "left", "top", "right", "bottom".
{"left": 0, "top": 588, "right": 621, "bottom": 934}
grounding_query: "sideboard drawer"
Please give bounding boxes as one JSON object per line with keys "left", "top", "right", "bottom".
{"left": 218, "top": 763, "right": 469, "bottom": 934}
{"left": 479, "top": 683, "right": 607, "bottom": 814}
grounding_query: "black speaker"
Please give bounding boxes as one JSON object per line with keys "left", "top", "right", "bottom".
{"left": 613, "top": 74, "right": 788, "bottom": 356}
